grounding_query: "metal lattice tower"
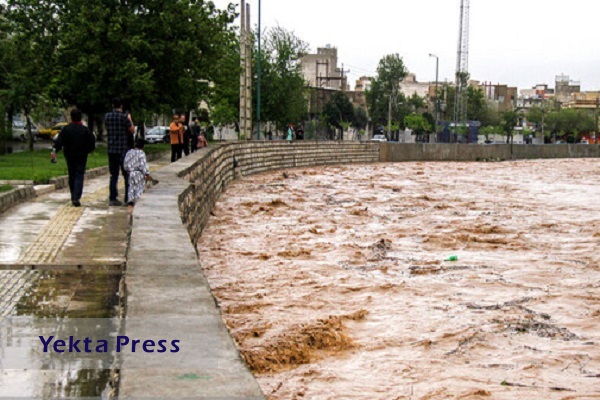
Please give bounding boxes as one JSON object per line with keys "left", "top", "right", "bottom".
{"left": 453, "top": 0, "right": 470, "bottom": 133}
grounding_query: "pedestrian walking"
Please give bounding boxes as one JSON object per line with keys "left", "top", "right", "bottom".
{"left": 104, "top": 98, "right": 134, "bottom": 206}
{"left": 198, "top": 130, "right": 208, "bottom": 148}
{"left": 180, "top": 114, "right": 190, "bottom": 156}
{"left": 286, "top": 123, "right": 294, "bottom": 141}
{"left": 53, "top": 109, "right": 96, "bottom": 207}
{"left": 295, "top": 124, "right": 304, "bottom": 140}
{"left": 190, "top": 118, "right": 200, "bottom": 153}
{"left": 169, "top": 114, "right": 184, "bottom": 162}
{"left": 124, "top": 138, "right": 156, "bottom": 212}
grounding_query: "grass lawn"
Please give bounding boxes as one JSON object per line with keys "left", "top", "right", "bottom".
{"left": 0, "top": 184, "right": 13, "bottom": 193}
{"left": 0, "top": 143, "right": 170, "bottom": 183}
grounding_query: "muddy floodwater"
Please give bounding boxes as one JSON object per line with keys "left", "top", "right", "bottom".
{"left": 198, "top": 159, "right": 600, "bottom": 399}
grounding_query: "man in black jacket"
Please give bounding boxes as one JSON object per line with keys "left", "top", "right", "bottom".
{"left": 54, "top": 109, "right": 96, "bottom": 207}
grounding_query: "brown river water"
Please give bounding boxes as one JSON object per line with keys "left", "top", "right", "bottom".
{"left": 198, "top": 160, "right": 600, "bottom": 399}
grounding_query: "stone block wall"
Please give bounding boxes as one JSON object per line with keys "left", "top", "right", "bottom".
{"left": 179, "top": 142, "right": 379, "bottom": 248}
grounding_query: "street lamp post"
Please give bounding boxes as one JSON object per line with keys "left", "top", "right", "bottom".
{"left": 429, "top": 54, "right": 439, "bottom": 138}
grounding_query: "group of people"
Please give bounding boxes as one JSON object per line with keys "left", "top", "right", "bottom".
{"left": 54, "top": 98, "right": 157, "bottom": 210}
{"left": 286, "top": 123, "right": 304, "bottom": 141}
{"left": 169, "top": 114, "right": 208, "bottom": 163}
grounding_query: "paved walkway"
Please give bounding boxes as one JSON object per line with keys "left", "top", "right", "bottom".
{"left": 0, "top": 162, "right": 145, "bottom": 318}
{"left": 0, "top": 149, "right": 264, "bottom": 399}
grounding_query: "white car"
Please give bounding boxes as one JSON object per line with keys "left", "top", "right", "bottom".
{"left": 145, "top": 126, "right": 169, "bottom": 144}
{"left": 370, "top": 134, "right": 388, "bottom": 142}
{"left": 12, "top": 120, "right": 38, "bottom": 141}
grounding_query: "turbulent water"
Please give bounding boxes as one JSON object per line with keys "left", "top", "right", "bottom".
{"left": 198, "top": 160, "right": 600, "bottom": 399}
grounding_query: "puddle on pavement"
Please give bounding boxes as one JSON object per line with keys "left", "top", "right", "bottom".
{"left": 0, "top": 243, "right": 20, "bottom": 263}
{"left": 1, "top": 269, "right": 123, "bottom": 399}
{"left": 199, "top": 160, "right": 600, "bottom": 399}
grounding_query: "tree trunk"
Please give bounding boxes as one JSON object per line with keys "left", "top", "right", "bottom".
{"left": 96, "top": 115, "right": 104, "bottom": 142}
{"left": 24, "top": 107, "right": 34, "bottom": 152}
{"left": 88, "top": 112, "right": 96, "bottom": 141}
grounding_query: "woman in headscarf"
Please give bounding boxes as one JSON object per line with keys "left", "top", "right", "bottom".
{"left": 124, "top": 138, "right": 156, "bottom": 211}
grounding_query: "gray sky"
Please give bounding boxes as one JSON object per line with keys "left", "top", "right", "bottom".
{"left": 211, "top": 0, "right": 600, "bottom": 91}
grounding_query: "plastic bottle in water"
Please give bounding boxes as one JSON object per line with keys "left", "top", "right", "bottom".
{"left": 445, "top": 255, "right": 458, "bottom": 261}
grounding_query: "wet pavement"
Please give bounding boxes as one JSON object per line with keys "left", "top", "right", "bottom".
{"left": 0, "top": 155, "right": 169, "bottom": 398}
{"left": 199, "top": 159, "right": 600, "bottom": 399}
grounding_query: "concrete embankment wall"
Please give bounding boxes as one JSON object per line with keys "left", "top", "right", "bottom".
{"left": 179, "top": 141, "right": 380, "bottom": 248}
{"left": 380, "top": 143, "right": 600, "bottom": 162}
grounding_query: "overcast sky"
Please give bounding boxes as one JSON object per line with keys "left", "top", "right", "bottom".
{"left": 211, "top": 0, "right": 600, "bottom": 91}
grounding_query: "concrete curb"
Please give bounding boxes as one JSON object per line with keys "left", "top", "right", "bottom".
{"left": 0, "top": 186, "right": 36, "bottom": 214}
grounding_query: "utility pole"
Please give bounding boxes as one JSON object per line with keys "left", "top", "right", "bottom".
{"left": 387, "top": 95, "right": 392, "bottom": 140}
{"left": 239, "top": 1, "right": 252, "bottom": 140}
{"left": 245, "top": 3, "right": 252, "bottom": 138}
{"left": 239, "top": 0, "right": 246, "bottom": 138}
{"left": 429, "top": 54, "right": 439, "bottom": 137}
{"left": 340, "top": 63, "right": 350, "bottom": 92}
{"left": 256, "top": 0, "right": 262, "bottom": 140}
{"left": 594, "top": 96, "right": 600, "bottom": 143}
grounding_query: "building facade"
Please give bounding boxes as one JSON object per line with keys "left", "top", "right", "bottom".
{"left": 299, "top": 45, "right": 348, "bottom": 91}
{"left": 563, "top": 91, "right": 600, "bottom": 109}
{"left": 478, "top": 82, "right": 518, "bottom": 113}
{"left": 555, "top": 74, "right": 581, "bottom": 103}
{"left": 518, "top": 84, "right": 555, "bottom": 109}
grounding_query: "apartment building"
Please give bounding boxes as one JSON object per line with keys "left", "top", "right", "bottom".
{"left": 555, "top": 74, "right": 581, "bottom": 103}
{"left": 518, "top": 84, "right": 555, "bottom": 109}
{"left": 299, "top": 45, "right": 348, "bottom": 91}
{"left": 563, "top": 91, "right": 600, "bottom": 109}
{"left": 478, "top": 82, "right": 518, "bottom": 113}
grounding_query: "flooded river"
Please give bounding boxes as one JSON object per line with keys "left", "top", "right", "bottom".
{"left": 198, "top": 160, "right": 600, "bottom": 399}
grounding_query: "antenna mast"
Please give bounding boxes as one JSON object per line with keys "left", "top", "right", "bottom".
{"left": 453, "top": 0, "right": 470, "bottom": 137}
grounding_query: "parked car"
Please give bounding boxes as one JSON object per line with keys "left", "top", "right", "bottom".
{"left": 579, "top": 139, "right": 589, "bottom": 144}
{"left": 38, "top": 122, "right": 67, "bottom": 140}
{"left": 12, "top": 120, "right": 38, "bottom": 141}
{"left": 370, "top": 134, "right": 388, "bottom": 142}
{"left": 145, "top": 126, "right": 170, "bottom": 144}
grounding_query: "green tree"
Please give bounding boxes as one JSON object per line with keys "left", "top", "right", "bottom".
{"left": 255, "top": 26, "right": 308, "bottom": 132}
{"left": 208, "top": 30, "right": 240, "bottom": 132}
{"left": 479, "top": 125, "right": 503, "bottom": 142}
{"left": 404, "top": 113, "right": 432, "bottom": 142}
{"left": 353, "top": 106, "right": 368, "bottom": 130}
{"left": 501, "top": 110, "right": 519, "bottom": 144}
{"left": 2, "top": 1, "right": 56, "bottom": 150}
{"left": 366, "top": 54, "right": 408, "bottom": 137}
{"left": 6, "top": 0, "right": 236, "bottom": 137}
{"left": 407, "top": 93, "right": 426, "bottom": 113}
{"left": 545, "top": 108, "right": 595, "bottom": 142}
{"left": 444, "top": 85, "right": 489, "bottom": 124}
{"left": 322, "top": 91, "right": 354, "bottom": 139}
